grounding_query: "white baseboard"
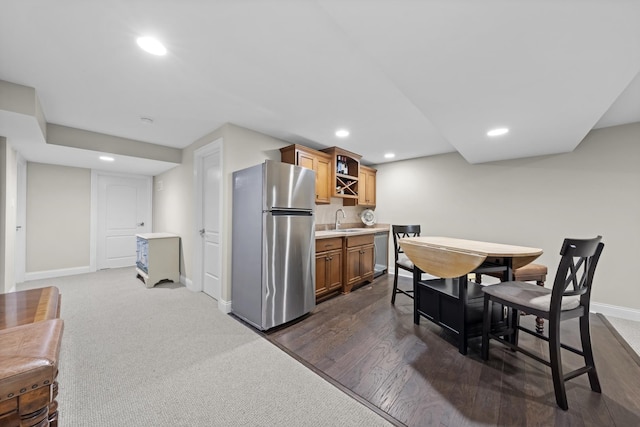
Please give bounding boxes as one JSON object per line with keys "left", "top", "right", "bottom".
{"left": 181, "top": 274, "right": 230, "bottom": 313}
{"left": 218, "top": 299, "right": 232, "bottom": 313}
{"left": 591, "top": 302, "right": 640, "bottom": 322}
{"left": 25, "top": 266, "right": 93, "bottom": 281}
{"left": 181, "top": 274, "right": 191, "bottom": 288}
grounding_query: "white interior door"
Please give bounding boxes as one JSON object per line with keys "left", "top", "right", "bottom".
{"left": 194, "top": 140, "right": 222, "bottom": 300}
{"left": 97, "top": 173, "right": 151, "bottom": 269}
{"left": 14, "top": 155, "right": 26, "bottom": 284}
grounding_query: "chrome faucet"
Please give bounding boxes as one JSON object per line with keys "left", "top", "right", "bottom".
{"left": 335, "top": 209, "right": 346, "bottom": 230}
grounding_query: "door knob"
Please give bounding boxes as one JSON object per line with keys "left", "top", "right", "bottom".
{"left": 137, "top": 222, "right": 145, "bottom": 226}
{"left": 199, "top": 229, "right": 205, "bottom": 236}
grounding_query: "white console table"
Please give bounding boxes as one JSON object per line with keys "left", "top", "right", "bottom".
{"left": 136, "top": 233, "right": 180, "bottom": 288}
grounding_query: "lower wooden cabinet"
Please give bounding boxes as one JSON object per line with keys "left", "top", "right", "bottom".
{"left": 315, "top": 234, "right": 375, "bottom": 300}
{"left": 344, "top": 234, "right": 375, "bottom": 293}
{"left": 315, "top": 238, "right": 343, "bottom": 300}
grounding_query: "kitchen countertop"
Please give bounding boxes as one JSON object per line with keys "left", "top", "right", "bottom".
{"left": 315, "top": 226, "right": 390, "bottom": 239}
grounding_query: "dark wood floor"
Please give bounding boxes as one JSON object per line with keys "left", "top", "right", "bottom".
{"left": 265, "top": 274, "right": 640, "bottom": 426}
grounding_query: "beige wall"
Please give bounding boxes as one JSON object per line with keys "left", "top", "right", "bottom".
{"left": 221, "top": 125, "right": 296, "bottom": 301}
{"left": 153, "top": 125, "right": 226, "bottom": 280}
{"left": 374, "top": 122, "right": 640, "bottom": 311}
{"left": 0, "top": 137, "right": 17, "bottom": 292}
{"left": 0, "top": 137, "right": 4, "bottom": 292}
{"left": 0, "top": 80, "right": 46, "bottom": 138}
{"left": 47, "top": 124, "right": 181, "bottom": 163}
{"left": 26, "top": 163, "right": 91, "bottom": 272}
{"left": 153, "top": 123, "right": 287, "bottom": 302}
{"left": 316, "top": 198, "right": 368, "bottom": 228}
{"left": 13, "top": 120, "right": 637, "bottom": 315}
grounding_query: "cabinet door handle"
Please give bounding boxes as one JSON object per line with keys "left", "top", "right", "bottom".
{"left": 138, "top": 222, "right": 145, "bottom": 226}
{"left": 199, "top": 229, "right": 205, "bottom": 236}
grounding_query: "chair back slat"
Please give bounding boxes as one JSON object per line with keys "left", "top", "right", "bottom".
{"left": 551, "top": 236, "right": 604, "bottom": 309}
{"left": 392, "top": 225, "right": 421, "bottom": 260}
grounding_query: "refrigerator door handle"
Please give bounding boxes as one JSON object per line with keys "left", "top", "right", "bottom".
{"left": 269, "top": 209, "right": 313, "bottom": 216}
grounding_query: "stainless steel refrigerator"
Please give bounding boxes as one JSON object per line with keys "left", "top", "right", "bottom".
{"left": 231, "top": 160, "right": 316, "bottom": 330}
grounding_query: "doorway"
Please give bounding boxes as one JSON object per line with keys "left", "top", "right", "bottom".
{"left": 14, "top": 154, "right": 26, "bottom": 284}
{"left": 95, "top": 172, "right": 151, "bottom": 270}
{"left": 193, "top": 139, "right": 223, "bottom": 304}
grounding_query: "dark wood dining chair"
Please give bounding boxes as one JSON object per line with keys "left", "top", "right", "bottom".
{"left": 391, "top": 225, "right": 421, "bottom": 304}
{"left": 481, "top": 236, "right": 604, "bottom": 410}
{"left": 476, "top": 262, "right": 548, "bottom": 333}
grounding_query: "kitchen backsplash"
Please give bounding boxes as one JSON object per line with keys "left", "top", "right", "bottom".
{"left": 315, "top": 198, "right": 371, "bottom": 229}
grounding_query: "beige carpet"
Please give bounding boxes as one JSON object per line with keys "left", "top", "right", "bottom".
{"left": 18, "top": 268, "right": 392, "bottom": 427}
{"left": 606, "top": 315, "right": 640, "bottom": 356}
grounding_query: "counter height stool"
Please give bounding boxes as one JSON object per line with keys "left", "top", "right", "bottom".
{"left": 477, "top": 263, "right": 548, "bottom": 333}
{"left": 481, "top": 236, "right": 604, "bottom": 410}
{"left": 391, "top": 225, "right": 421, "bottom": 304}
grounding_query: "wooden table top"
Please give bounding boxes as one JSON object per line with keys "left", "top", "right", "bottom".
{"left": 0, "top": 286, "right": 61, "bottom": 330}
{"left": 399, "top": 236, "right": 543, "bottom": 278}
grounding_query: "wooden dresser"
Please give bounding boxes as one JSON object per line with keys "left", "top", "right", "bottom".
{"left": 0, "top": 287, "right": 64, "bottom": 426}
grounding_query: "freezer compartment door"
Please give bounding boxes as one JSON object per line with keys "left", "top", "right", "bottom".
{"left": 263, "top": 160, "right": 316, "bottom": 211}
{"left": 263, "top": 211, "right": 315, "bottom": 329}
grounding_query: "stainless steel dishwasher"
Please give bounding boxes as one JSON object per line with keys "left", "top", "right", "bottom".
{"left": 373, "top": 231, "right": 389, "bottom": 277}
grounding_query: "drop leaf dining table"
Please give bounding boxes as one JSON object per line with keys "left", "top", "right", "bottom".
{"left": 399, "top": 236, "right": 543, "bottom": 354}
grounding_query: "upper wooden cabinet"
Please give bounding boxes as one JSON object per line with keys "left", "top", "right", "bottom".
{"left": 343, "top": 164, "right": 377, "bottom": 207}
{"left": 280, "top": 144, "right": 332, "bottom": 204}
{"left": 282, "top": 143, "right": 376, "bottom": 206}
{"left": 357, "top": 165, "right": 377, "bottom": 207}
{"left": 321, "top": 146, "right": 361, "bottom": 200}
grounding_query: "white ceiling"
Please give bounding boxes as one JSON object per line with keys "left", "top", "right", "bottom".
{"left": 1, "top": 0, "right": 639, "bottom": 174}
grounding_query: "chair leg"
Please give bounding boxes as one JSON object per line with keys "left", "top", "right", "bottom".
{"left": 535, "top": 280, "right": 545, "bottom": 333}
{"left": 549, "top": 314, "right": 569, "bottom": 410}
{"left": 482, "top": 295, "right": 491, "bottom": 361}
{"left": 579, "top": 314, "right": 601, "bottom": 393}
{"left": 391, "top": 264, "right": 399, "bottom": 304}
{"left": 508, "top": 307, "right": 520, "bottom": 346}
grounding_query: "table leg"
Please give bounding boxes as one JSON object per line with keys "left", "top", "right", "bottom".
{"left": 504, "top": 258, "right": 513, "bottom": 281}
{"left": 413, "top": 267, "right": 421, "bottom": 325}
{"left": 458, "top": 275, "right": 468, "bottom": 355}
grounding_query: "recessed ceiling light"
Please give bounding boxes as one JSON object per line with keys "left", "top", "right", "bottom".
{"left": 136, "top": 36, "right": 167, "bottom": 56}
{"left": 100, "top": 156, "right": 115, "bottom": 162}
{"left": 335, "top": 129, "right": 350, "bottom": 138}
{"left": 487, "top": 127, "right": 509, "bottom": 137}
{"left": 140, "top": 117, "right": 154, "bottom": 124}
{"left": 384, "top": 153, "right": 395, "bottom": 159}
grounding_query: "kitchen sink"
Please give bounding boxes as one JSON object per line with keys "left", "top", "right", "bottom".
{"left": 316, "top": 228, "right": 368, "bottom": 236}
